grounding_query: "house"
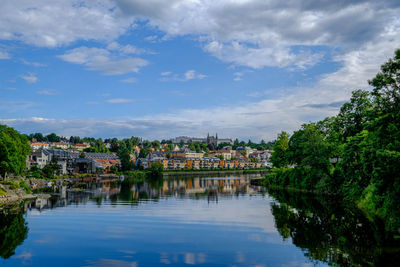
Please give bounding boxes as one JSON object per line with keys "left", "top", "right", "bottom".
{"left": 73, "top": 143, "right": 90, "bottom": 151}
{"left": 29, "top": 149, "right": 52, "bottom": 168}
{"left": 52, "top": 142, "right": 70, "bottom": 149}
{"left": 75, "top": 158, "right": 103, "bottom": 173}
{"left": 30, "top": 142, "right": 49, "bottom": 150}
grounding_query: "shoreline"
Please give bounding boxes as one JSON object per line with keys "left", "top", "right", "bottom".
{"left": 162, "top": 169, "right": 270, "bottom": 177}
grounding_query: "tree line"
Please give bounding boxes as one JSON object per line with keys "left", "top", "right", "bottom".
{"left": 267, "top": 49, "right": 400, "bottom": 234}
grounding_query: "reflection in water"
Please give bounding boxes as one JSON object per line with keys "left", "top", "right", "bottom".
{"left": 0, "top": 209, "right": 28, "bottom": 259}
{"left": 116, "top": 176, "right": 255, "bottom": 203}
{"left": 268, "top": 188, "right": 400, "bottom": 266}
{"left": 1, "top": 175, "right": 400, "bottom": 266}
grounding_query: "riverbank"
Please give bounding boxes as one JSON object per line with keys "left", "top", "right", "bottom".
{"left": 0, "top": 184, "right": 36, "bottom": 207}
{"left": 163, "top": 168, "right": 270, "bottom": 177}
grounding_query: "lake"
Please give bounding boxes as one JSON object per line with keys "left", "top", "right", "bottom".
{"left": 1, "top": 175, "right": 399, "bottom": 266}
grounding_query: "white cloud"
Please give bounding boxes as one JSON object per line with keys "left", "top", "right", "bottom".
{"left": 21, "top": 59, "right": 46, "bottom": 67}
{"left": 160, "top": 70, "right": 206, "bottom": 82}
{"left": 20, "top": 73, "right": 38, "bottom": 83}
{"left": 107, "top": 42, "right": 153, "bottom": 55}
{"left": 161, "top": 71, "right": 172, "bottom": 76}
{"left": 115, "top": 0, "right": 400, "bottom": 69}
{"left": 1, "top": 1, "right": 398, "bottom": 72}
{"left": 106, "top": 98, "right": 134, "bottom": 103}
{"left": 120, "top": 77, "right": 137, "bottom": 83}
{"left": 184, "top": 70, "right": 206, "bottom": 80}
{"left": 233, "top": 70, "right": 253, "bottom": 82}
{"left": 59, "top": 46, "right": 149, "bottom": 75}
{"left": 0, "top": 0, "right": 131, "bottom": 47}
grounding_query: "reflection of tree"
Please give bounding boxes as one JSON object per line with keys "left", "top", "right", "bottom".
{"left": 0, "top": 211, "right": 28, "bottom": 259}
{"left": 268, "top": 189, "right": 400, "bottom": 266}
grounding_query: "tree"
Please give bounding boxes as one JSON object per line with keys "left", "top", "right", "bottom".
{"left": 151, "top": 140, "right": 161, "bottom": 150}
{"left": 46, "top": 133, "right": 60, "bottom": 142}
{"left": 117, "top": 144, "right": 134, "bottom": 172}
{"left": 29, "top": 132, "right": 45, "bottom": 142}
{"left": 148, "top": 162, "right": 163, "bottom": 178}
{"left": 69, "top": 136, "right": 81, "bottom": 144}
{"left": 336, "top": 89, "right": 372, "bottom": 140}
{"left": 0, "top": 125, "right": 30, "bottom": 178}
{"left": 270, "top": 131, "right": 290, "bottom": 168}
{"left": 42, "top": 157, "right": 61, "bottom": 178}
{"left": 139, "top": 147, "right": 151, "bottom": 158}
{"left": 86, "top": 138, "right": 109, "bottom": 153}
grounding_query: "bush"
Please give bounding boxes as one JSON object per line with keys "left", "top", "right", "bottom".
{"left": 0, "top": 180, "right": 20, "bottom": 190}
{"left": 19, "top": 180, "right": 31, "bottom": 194}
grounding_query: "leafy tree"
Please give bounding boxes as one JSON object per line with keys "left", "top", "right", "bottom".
{"left": 270, "top": 131, "right": 290, "bottom": 168}
{"left": 41, "top": 157, "right": 61, "bottom": 178}
{"left": 29, "top": 132, "right": 45, "bottom": 142}
{"left": 26, "top": 165, "right": 42, "bottom": 178}
{"left": 69, "top": 136, "right": 81, "bottom": 144}
{"left": 151, "top": 140, "right": 161, "bottom": 150}
{"left": 46, "top": 133, "right": 60, "bottom": 142}
{"left": 336, "top": 89, "right": 372, "bottom": 140}
{"left": 0, "top": 125, "right": 30, "bottom": 178}
{"left": 142, "top": 140, "right": 152, "bottom": 148}
{"left": 85, "top": 138, "right": 109, "bottom": 153}
{"left": 139, "top": 147, "right": 151, "bottom": 158}
{"left": 117, "top": 144, "right": 134, "bottom": 172}
{"left": 148, "top": 162, "right": 163, "bottom": 178}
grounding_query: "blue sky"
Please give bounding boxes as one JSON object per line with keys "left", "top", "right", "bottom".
{"left": 0, "top": 0, "right": 399, "bottom": 141}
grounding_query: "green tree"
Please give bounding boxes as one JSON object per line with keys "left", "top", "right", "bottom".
{"left": 336, "top": 89, "right": 372, "bottom": 140}
{"left": 29, "top": 132, "right": 45, "bottom": 142}
{"left": 0, "top": 125, "right": 30, "bottom": 178}
{"left": 117, "top": 144, "right": 134, "bottom": 172}
{"left": 270, "top": 131, "right": 290, "bottom": 168}
{"left": 151, "top": 140, "right": 161, "bottom": 150}
{"left": 45, "top": 133, "right": 60, "bottom": 142}
{"left": 148, "top": 162, "right": 163, "bottom": 178}
{"left": 139, "top": 147, "right": 151, "bottom": 158}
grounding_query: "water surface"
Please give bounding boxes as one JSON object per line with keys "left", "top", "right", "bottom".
{"left": 0, "top": 175, "right": 398, "bottom": 266}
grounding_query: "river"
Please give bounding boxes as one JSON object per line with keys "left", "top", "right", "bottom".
{"left": 0, "top": 175, "right": 399, "bottom": 266}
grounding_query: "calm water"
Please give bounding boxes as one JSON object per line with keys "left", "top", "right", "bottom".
{"left": 1, "top": 175, "right": 399, "bottom": 266}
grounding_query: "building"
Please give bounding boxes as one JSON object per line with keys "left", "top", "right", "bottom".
{"left": 73, "top": 143, "right": 90, "bottom": 151}
{"left": 30, "top": 142, "right": 50, "bottom": 150}
{"left": 206, "top": 133, "right": 233, "bottom": 146}
{"left": 51, "top": 142, "right": 70, "bottom": 149}
{"left": 171, "top": 133, "right": 233, "bottom": 146}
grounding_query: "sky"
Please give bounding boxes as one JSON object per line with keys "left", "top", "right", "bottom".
{"left": 0, "top": 0, "right": 399, "bottom": 141}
